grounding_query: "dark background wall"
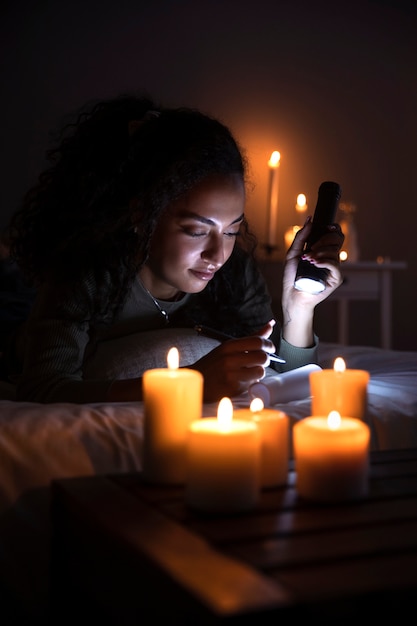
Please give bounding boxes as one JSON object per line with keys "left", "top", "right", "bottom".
{"left": 1, "top": 0, "right": 416, "bottom": 349}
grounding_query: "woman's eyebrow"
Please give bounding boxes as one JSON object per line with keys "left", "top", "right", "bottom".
{"left": 178, "top": 211, "right": 245, "bottom": 226}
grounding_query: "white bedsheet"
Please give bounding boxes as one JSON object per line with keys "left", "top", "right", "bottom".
{"left": 0, "top": 401, "right": 144, "bottom": 623}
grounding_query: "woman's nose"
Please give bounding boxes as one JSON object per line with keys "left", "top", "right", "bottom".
{"left": 201, "top": 234, "right": 225, "bottom": 267}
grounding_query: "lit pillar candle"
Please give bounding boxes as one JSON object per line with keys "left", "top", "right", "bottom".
{"left": 266, "top": 150, "right": 281, "bottom": 248}
{"left": 234, "top": 398, "right": 289, "bottom": 488}
{"left": 142, "top": 347, "right": 203, "bottom": 484}
{"left": 293, "top": 410, "right": 370, "bottom": 501}
{"left": 309, "top": 357, "right": 370, "bottom": 420}
{"left": 185, "top": 397, "right": 260, "bottom": 513}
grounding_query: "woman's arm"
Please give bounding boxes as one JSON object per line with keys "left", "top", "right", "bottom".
{"left": 281, "top": 217, "right": 344, "bottom": 348}
{"left": 15, "top": 279, "right": 116, "bottom": 403}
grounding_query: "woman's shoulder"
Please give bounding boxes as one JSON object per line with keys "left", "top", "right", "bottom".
{"left": 31, "top": 270, "right": 113, "bottom": 319}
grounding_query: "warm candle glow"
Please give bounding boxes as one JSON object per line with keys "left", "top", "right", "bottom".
{"left": 167, "top": 347, "right": 179, "bottom": 370}
{"left": 143, "top": 347, "right": 203, "bottom": 483}
{"left": 293, "top": 412, "right": 370, "bottom": 501}
{"left": 284, "top": 225, "right": 301, "bottom": 249}
{"left": 339, "top": 250, "right": 348, "bottom": 261}
{"left": 265, "top": 150, "right": 281, "bottom": 248}
{"left": 250, "top": 397, "right": 264, "bottom": 413}
{"left": 310, "top": 361, "right": 369, "bottom": 421}
{"left": 186, "top": 397, "right": 260, "bottom": 511}
{"left": 327, "top": 410, "right": 342, "bottom": 430}
{"left": 217, "top": 397, "right": 233, "bottom": 431}
{"left": 234, "top": 401, "right": 289, "bottom": 488}
{"left": 334, "top": 357, "right": 346, "bottom": 373}
{"left": 295, "top": 193, "right": 307, "bottom": 212}
{"left": 268, "top": 151, "right": 281, "bottom": 168}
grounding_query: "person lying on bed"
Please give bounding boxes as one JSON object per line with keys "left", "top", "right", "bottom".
{"left": 5, "top": 94, "right": 344, "bottom": 403}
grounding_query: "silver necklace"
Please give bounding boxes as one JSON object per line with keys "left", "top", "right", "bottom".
{"left": 140, "top": 281, "right": 170, "bottom": 325}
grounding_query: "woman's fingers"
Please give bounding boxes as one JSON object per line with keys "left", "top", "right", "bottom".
{"left": 193, "top": 337, "right": 276, "bottom": 402}
{"left": 220, "top": 335, "right": 276, "bottom": 358}
{"left": 252, "top": 318, "right": 276, "bottom": 338}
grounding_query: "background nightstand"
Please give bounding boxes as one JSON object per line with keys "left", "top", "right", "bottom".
{"left": 258, "top": 260, "right": 407, "bottom": 349}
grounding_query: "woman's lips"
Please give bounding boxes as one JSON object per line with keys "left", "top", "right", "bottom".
{"left": 190, "top": 269, "right": 215, "bottom": 281}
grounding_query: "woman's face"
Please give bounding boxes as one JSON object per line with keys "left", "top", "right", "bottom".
{"left": 140, "top": 173, "right": 245, "bottom": 299}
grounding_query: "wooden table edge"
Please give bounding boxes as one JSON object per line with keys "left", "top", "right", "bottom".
{"left": 52, "top": 475, "right": 293, "bottom": 619}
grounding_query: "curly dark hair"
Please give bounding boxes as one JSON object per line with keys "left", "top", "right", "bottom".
{"left": 8, "top": 93, "right": 257, "bottom": 324}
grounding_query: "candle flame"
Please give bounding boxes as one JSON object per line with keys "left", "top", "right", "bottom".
{"left": 250, "top": 397, "right": 264, "bottom": 413}
{"left": 334, "top": 357, "right": 346, "bottom": 373}
{"left": 167, "top": 347, "right": 179, "bottom": 370}
{"left": 217, "top": 397, "right": 233, "bottom": 431}
{"left": 296, "top": 193, "right": 307, "bottom": 211}
{"left": 268, "top": 151, "right": 281, "bottom": 168}
{"left": 327, "top": 410, "right": 342, "bottom": 430}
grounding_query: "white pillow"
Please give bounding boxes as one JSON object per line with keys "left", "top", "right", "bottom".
{"left": 83, "top": 327, "right": 220, "bottom": 379}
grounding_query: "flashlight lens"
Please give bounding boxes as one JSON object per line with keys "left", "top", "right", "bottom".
{"left": 294, "top": 277, "right": 326, "bottom": 294}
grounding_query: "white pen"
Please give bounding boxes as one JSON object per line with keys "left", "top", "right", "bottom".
{"left": 194, "top": 324, "right": 286, "bottom": 364}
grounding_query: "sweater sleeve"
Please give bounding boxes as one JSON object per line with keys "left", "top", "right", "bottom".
{"left": 16, "top": 278, "right": 114, "bottom": 403}
{"left": 270, "top": 331, "right": 319, "bottom": 373}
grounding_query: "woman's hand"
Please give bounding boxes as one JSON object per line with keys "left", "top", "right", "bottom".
{"left": 193, "top": 320, "right": 276, "bottom": 402}
{"left": 284, "top": 217, "right": 344, "bottom": 303}
{"left": 281, "top": 217, "right": 344, "bottom": 347}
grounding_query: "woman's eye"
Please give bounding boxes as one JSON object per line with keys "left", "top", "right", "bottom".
{"left": 181, "top": 227, "right": 241, "bottom": 238}
{"left": 182, "top": 228, "right": 207, "bottom": 237}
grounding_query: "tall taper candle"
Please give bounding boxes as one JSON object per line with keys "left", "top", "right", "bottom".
{"left": 266, "top": 150, "right": 281, "bottom": 248}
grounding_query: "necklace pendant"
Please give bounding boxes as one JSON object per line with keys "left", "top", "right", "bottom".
{"left": 139, "top": 278, "right": 171, "bottom": 325}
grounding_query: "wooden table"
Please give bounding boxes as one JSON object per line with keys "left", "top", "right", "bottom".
{"left": 51, "top": 448, "right": 417, "bottom": 625}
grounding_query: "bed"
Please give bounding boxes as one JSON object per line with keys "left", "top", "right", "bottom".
{"left": 0, "top": 328, "right": 416, "bottom": 624}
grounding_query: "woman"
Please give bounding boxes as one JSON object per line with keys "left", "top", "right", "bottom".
{"left": 6, "top": 94, "right": 343, "bottom": 403}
